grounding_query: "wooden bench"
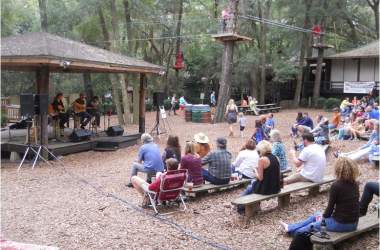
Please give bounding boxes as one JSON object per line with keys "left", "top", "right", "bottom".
{"left": 183, "top": 179, "right": 251, "bottom": 197}
{"left": 310, "top": 213, "right": 379, "bottom": 250}
{"left": 232, "top": 176, "right": 335, "bottom": 221}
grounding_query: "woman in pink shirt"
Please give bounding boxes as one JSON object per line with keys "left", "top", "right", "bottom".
{"left": 180, "top": 141, "right": 203, "bottom": 186}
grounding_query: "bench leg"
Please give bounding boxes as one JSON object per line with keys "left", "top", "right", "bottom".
{"left": 244, "top": 203, "right": 261, "bottom": 223}
{"left": 309, "top": 186, "right": 320, "bottom": 197}
{"left": 313, "top": 244, "right": 334, "bottom": 250}
{"left": 278, "top": 194, "right": 290, "bottom": 207}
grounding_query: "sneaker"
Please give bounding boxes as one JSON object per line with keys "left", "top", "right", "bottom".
{"left": 126, "top": 183, "right": 133, "bottom": 188}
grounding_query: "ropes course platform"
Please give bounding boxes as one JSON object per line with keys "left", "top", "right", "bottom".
{"left": 212, "top": 33, "right": 252, "bottom": 43}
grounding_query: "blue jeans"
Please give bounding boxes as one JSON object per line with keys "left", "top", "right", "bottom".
{"left": 360, "top": 182, "right": 379, "bottom": 216}
{"left": 338, "top": 128, "right": 350, "bottom": 140}
{"left": 237, "top": 180, "right": 257, "bottom": 214}
{"left": 315, "top": 136, "right": 327, "bottom": 145}
{"left": 287, "top": 214, "right": 358, "bottom": 235}
{"left": 328, "top": 124, "right": 336, "bottom": 129}
{"left": 202, "top": 169, "right": 229, "bottom": 185}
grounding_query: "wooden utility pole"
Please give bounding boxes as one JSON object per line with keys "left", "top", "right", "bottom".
{"left": 213, "top": 0, "right": 251, "bottom": 123}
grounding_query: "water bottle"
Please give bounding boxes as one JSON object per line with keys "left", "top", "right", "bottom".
{"left": 320, "top": 218, "right": 327, "bottom": 237}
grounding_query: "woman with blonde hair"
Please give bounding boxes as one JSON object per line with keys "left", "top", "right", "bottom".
{"left": 280, "top": 157, "right": 360, "bottom": 235}
{"left": 225, "top": 99, "right": 238, "bottom": 137}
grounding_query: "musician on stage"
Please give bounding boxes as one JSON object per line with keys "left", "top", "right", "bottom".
{"left": 87, "top": 96, "right": 100, "bottom": 127}
{"left": 51, "top": 92, "right": 69, "bottom": 129}
{"left": 73, "top": 93, "right": 91, "bottom": 129}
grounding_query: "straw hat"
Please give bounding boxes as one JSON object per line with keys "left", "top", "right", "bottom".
{"left": 194, "top": 132, "right": 209, "bottom": 144}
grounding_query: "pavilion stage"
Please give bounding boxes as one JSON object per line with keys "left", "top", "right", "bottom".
{"left": 1, "top": 132, "right": 140, "bottom": 160}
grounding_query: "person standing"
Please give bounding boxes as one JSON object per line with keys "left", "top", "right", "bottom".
{"left": 225, "top": 99, "right": 238, "bottom": 137}
{"left": 169, "top": 94, "right": 177, "bottom": 116}
{"left": 210, "top": 91, "right": 216, "bottom": 107}
{"left": 238, "top": 112, "right": 247, "bottom": 138}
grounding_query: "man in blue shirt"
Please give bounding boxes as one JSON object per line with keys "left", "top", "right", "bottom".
{"left": 368, "top": 106, "right": 379, "bottom": 120}
{"left": 264, "top": 113, "right": 275, "bottom": 136}
{"left": 127, "top": 133, "right": 164, "bottom": 187}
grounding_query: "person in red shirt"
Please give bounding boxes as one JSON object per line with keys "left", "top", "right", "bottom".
{"left": 180, "top": 141, "right": 203, "bottom": 186}
{"left": 131, "top": 158, "right": 179, "bottom": 207}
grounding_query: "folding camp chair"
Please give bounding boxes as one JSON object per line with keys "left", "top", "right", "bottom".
{"left": 145, "top": 169, "right": 187, "bottom": 215}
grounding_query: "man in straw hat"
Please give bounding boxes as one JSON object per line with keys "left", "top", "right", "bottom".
{"left": 194, "top": 132, "right": 211, "bottom": 158}
{"left": 201, "top": 137, "right": 232, "bottom": 185}
{"left": 127, "top": 133, "right": 164, "bottom": 187}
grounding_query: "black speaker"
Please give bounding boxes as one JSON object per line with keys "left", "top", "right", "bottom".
{"left": 20, "top": 94, "right": 35, "bottom": 117}
{"left": 106, "top": 125, "right": 124, "bottom": 136}
{"left": 70, "top": 129, "right": 92, "bottom": 142}
{"left": 34, "top": 94, "right": 49, "bottom": 115}
{"left": 153, "top": 92, "right": 164, "bottom": 107}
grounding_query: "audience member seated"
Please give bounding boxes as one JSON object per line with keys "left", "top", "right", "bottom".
{"left": 340, "top": 97, "right": 352, "bottom": 117}
{"left": 162, "top": 135, "right": 181, "bottom": 170}
{"left": 237, "top": 140, "right": 281, "bottom": 214}
{"left": 131, "top": 158, "right": 179, "bottom": 207}
{"left": 51, "top": 92, "right": 69, "bottom": 132}
{"left": 329, "top": 108, "right": 341, "bottom": 130}
{"left": 270, "top": 130, "right": 288, "bottom": 172}
{"left": 252, "top": 119, "right": 266, "bottom": 143}
{"left": 349, "top": 118, "right": 365, "bottom": 140}
{"left": 231, "top": 139, "right": 259, "bottom": 179}
{"left": 194, "top": 132, "right": 211, "bottom": 158}
{"left": 280, "top": 157, "right": 360, "bottom": 235}
{"left": 338, "top": 117, "right": 353, "bottom": 141}
{"left": 359, "top": 181, "right": 379, "bottom": 216}
{"left": 291, "top": 112, "right": 314, "bottom": 137}
{"left": 86, "top": 96, "right": 101, "bottom": 128}
{"left": 127, "top": 133, "right": 164, "bottom": 187}
{"left": 201, "top": 137, "right": 232, "bottom": 185}
{"left": 73, "top": 93, "right": 92, "bottom": 129}
{"left": 264, "top": 113, "right": 275, "bottom": 136}
{"left": 335, "top": 122, "right": 379, "bottom": 162}
{"left": 284, "top": 133, "right": 326, "bottom": 185}
{"left": 180, "top": 141, "right": 203, "bottom": 186}
{"left": 311, "top": 117, "right": 330, "bottom": 144}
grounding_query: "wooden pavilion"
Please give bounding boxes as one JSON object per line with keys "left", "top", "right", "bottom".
{"left": 1, "top": 32, "right": 164, "bottom": 148}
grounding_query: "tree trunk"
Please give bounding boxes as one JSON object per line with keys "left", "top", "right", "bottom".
{"left": 214, "top": 40, "right": 235, "bottom": 123}
{"left": 38, "top": 0, "right": 48, "bottom": 32}
{"left": 174, "top": 0, "right": 184, "bottom": 79}
{"left": 214, "top": 0, "right": 239, "bottom": 123}
{"left": 366, "top": 0, "right": 379, "bottom": 38}
{"left": 123, "top": 0, "right": 134, "bottom": 54}
{"left": 313, "top": 46, "right": 324, "bottom": 105}
{"left": 293, "top": 0, "right": 312, "bottom": 107}
{"left": 258, "top": 0, "right": 271, "bottom": 104}
{"left": 83, "top": 72, "right": 93, "bottom": 101}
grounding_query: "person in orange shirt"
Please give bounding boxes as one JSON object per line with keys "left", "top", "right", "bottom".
{"left": 329, "top": 108, "right": 341, "bottom": 129}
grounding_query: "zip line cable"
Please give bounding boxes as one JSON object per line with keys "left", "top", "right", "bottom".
{"left": 52, "top": 159, "right": 231, "bottom": 250}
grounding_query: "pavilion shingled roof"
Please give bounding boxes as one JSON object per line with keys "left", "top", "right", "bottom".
{"left": 1, "top": 32, "right": 163, "bottom": 74}
{"left": 325, "top": 40, "right": 379, "bottom": 59}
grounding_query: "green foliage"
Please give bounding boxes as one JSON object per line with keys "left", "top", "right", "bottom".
{"left": 1, "top": 113, "right": 7, "bottom": 127}
{"left": 323, "top": 98, "right": 341, "bottom": 111}
{"left": 145, "top": 100, "right": 153, "bottom": 112}
{"left": 315, "top": 97, "right": 327, "bottom": 109}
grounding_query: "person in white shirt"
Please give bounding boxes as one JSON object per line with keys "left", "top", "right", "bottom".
{"left": 232, "top": 139, "right": 260, "bottom": 179}
{"left": 284, "top": 132, "right": 326, "bottom": 185}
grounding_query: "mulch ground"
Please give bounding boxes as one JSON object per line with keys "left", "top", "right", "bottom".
{"left": 1, "top": 108, "right": 378, "bottom": 250}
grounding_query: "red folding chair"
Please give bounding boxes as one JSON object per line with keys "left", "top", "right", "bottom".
{"left": 145, "top": 169, "right": 187, "bottom": 215}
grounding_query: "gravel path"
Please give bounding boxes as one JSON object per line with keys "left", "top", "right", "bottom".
{"left": 1, "top": 109, "right": 378, "bottom": 250}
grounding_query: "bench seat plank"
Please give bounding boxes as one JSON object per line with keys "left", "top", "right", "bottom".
{"left": 232, "top": 176, "right": 335, "bottom": 206}
{"left": 310, "top": 213, "right": 379, "bottom": 246}
{"left": 183, "top": 179, "right": 251, "bottom": 197}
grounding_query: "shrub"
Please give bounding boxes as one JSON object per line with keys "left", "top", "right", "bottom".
{"left": 1, "top": 113, "right": 7, "bottom": 127}
{"left": 315, "top": 97, "right": 326, "bottom": 109}
{"left": 323, "top": 98, "right": 341, "bottom": 111}
{"left": 163, "top": 99, "right": 171, "bottom": 110}
{"left": 299, "top": 98, "right": 309, "bottom": 108}
{"left": 145, "top": 100, "right": 153, "bottom": 111}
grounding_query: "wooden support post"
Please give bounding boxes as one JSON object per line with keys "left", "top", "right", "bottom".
{"left": 309, "top": 186, "right": 320, "bottom": 197}
{"left": 278, "top": 194, "right": 290, "bottom": 207}
{"left": 36, "top": 66, "right": 50, "bottom": 147}
{"left": 244, "top": 203, "right": 261, "bottom": 223}
{"left": 139, "top": 73, "right": 146, "bottom": 134}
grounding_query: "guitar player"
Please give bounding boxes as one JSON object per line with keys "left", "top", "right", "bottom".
{"left": 73, "top": 93, "right": 91, "bottom": 129}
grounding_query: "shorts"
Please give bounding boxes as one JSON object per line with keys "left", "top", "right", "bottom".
{"left": 240, "top": 126, "right": 245, "bottom": 131}
{"left": 179, "top": 104, "right": 185, "bottom": 110}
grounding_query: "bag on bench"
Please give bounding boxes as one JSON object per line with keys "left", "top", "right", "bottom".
{"left": 288, "top": 232, "right": 313, "bottom": 250}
